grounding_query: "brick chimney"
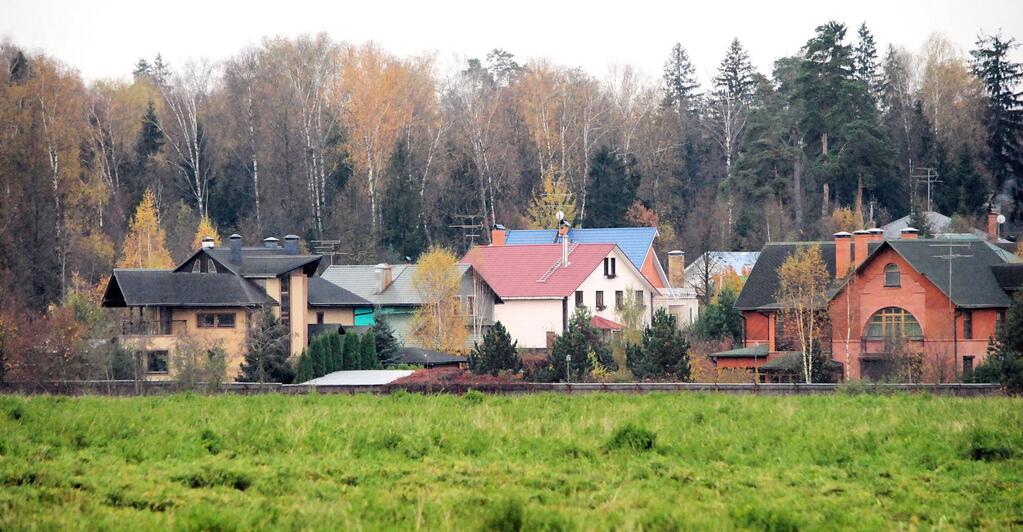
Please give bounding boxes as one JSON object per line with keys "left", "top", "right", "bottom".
{"left": 867, "top": 227, "right": 884, "bottom": 241}
{"left": 229, "top": 234, "right": 242, "bottom": 263}
{"left": 900, "top": 227, "right": 919, "bottom": 240}
{"left": 263, "top": 236, "right": 279, "bottom": 249}
{"left": 852, "top": 229, "right": 870, "bottom": 268}
{"left": 833, "top": 232, "right": 852, "bottom": 278}
{"left": 283, "top": 234, "right": 300, "bottom": 255}
{"left": 668, "top": 250, "right": 685, "bottom": 288}
{"left": 490, "top": 224, "right": 506, "bottom": 246}
{"left": 374, "top": 263, "right": 393, "bottom": 294}
{"left": 988, "top": 208, "right": 1000, "bottom": 241}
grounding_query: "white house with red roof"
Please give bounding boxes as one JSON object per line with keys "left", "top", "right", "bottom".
{"left": 461, "top": 238, "right": 657, "bottom": 348}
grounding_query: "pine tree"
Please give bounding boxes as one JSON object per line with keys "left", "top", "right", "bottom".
{"left": 371, "top": 317, "right": 402, "bottom": 367}
{"left": 626, "top": 308, "right": 691, "bottom": 380}
{"left": 239, "top": 309, "right": 294, "bottom": 383}
{"left": 117, "top": 189, "right": 175, "bottom": 269}
{"left": 692, "top": 287, "right": 743, "bottom": 343}
{"left": 970, "top": 32, "right": 1023, "bottom": 216}
{"left": 854, "top": 23, "right": 881, "bottom": 100}
{"left": 360, "top": 332, "right": 378, "bottom": 369}
{"left": 8, "top": 49, "right": 31, "bottom": 84}
{"left": 713, "top": 39, "right": 757, "bottom": 102}
{"left": 523, "top": 169, "right": 577, "bottom": 229}
{"left": 132, "top": 59, "right": 152, "bottom": 81}
{"left": 342, "top": 333, "right": 361, "bottom": 370}
{"left": 662, "top": 43, "right": 701, "bottom": 114}
{"left": 468, "top": 321, "right": 521, "bottom": 376}
{"left": 584, "top": 147, "right": 640, "bottom": 228}
{"left": 191, "top": 216, "right": 221, "bottom": 251}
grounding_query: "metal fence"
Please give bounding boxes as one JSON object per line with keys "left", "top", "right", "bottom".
{"left": 0, "top": 380, "right": 1004, "bottom": 397}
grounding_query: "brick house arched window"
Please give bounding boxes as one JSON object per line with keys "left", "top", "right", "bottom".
{"left": 884, "top": 263, "right": 900, "bottom": 287}
{"left": 866, "top": 307, "right": 922, "bottom": 338}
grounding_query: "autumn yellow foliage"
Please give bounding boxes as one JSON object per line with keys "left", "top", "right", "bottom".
{"left": 409, "top": 247, "right": 468, "bottom": 353}
{"left": 831, "top": 207, "right": 863, "bottom": 233}
{"left": 192, "top": 216, "right": 222, "bottom": 251}
{"left": 117, "top": 189, "right": 174, "bottom": 269}
{"left": 523, "top": 169, "right": 576, "bottom": 229}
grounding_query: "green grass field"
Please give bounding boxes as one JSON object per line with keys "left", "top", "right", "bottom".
{"left": 1, "top": 392, "right": 1021, "bottom": 531}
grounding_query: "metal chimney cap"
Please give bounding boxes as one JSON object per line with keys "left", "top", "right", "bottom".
{"left": 263, "top": 236, "right": 279, "bottom": 242}
{"left": 867, "top": 228, "right": 884, "bottom": 234}
{"left": 283, "top": 234, "right": 300, "bottom": 240}
{"left": 901, "top": 227, "right": 919, "bottom": 233}
{"left": 374, "top": 263, "right": 391, "bottom": 269}
{"left": 833, "top": 232, "right": 853, "bottom": 238}
{"left": 852, "top": 229, "right": 870, "bottom": 235}
{"left": 229, "top": 234, "right": 242, "bottom": 240}
{"left": 668, "top": 250, "right": 685, "bottom": 255}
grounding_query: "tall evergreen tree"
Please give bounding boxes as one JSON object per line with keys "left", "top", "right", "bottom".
{"left": 713, "top": 39, "right": 757, "bottom": 102}
{"left": 662, "top": 43, "right": 701, "bottom": 114}
{"left": 468, "top": 321, "right": 520, "bottom": 376}
{"left": 371, "top": 316, "right": 402, "bottom": 367}
{"left": 360, "top": 332, "right": 378, "bottom": 369}
{"left": 584, "top": 146, "right": 640, "bottom": 228}
{"left": 971, "top": 32, "right": 1023, "bottom": 218}
{"left": 854, "top": 23, "right": 881, "bottom": 101}
{"left": 342, "top": 333, "right": 361, "bottom": 371}
{"left": 626, "top": 308, "right": 691, "bottom": 380}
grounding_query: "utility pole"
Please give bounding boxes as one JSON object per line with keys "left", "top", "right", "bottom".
{"left": 931, "top": 242, "right": 972, "bottom": 379}
{"left": 449, "top": 214, "right": 484, "bottom": 252}
{"left": 914, "top": 167, "right": 941, "bottom": 212}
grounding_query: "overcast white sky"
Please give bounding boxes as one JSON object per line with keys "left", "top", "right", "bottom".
{"left": 2, "top": 0, "right": 1022, "bottom": 84}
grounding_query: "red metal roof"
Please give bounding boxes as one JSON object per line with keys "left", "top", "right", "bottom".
{"left": 590, "top": 315, "right": 623, "bottom": 330}
{"left": 461, "top": 243, "right": 615, "bottom": 298}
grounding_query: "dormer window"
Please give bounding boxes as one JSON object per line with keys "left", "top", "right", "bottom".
{"left": 884, "top": 263, "right": 900, "bottom": 287}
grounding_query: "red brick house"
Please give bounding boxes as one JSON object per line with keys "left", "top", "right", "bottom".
{"left": 720, "top": 220, "right": 1023, "bottom": 382}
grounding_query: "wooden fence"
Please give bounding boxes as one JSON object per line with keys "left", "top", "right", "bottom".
{"left": 0, "top": 380, "right": 1004, "bottom": 397}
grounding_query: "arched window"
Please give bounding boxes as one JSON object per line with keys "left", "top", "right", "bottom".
{"left": 884, "top": 263, "right": 900, "bottom": 287}
{"left": 866, "top": 307, "right": 922, "bottom": 338}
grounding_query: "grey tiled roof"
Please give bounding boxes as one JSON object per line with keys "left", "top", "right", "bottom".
{"left": 992, "top": 263, "right": 1023, "bottom": 292}
{"left": 321, "top": 264, "right": 472, "bottom": 306}
{"left": 104, "top": 270, "right": 275, "bottom": 307}
{"left": 734, "top": 242, "right": 841, "bottom": 310}
{"left": 307, "top": 277, "right": 371, "bottom": 306}
{"left": 399, "top": 347, "right": 466, "bottom": 367}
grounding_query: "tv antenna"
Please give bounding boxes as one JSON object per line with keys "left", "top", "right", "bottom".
{"left": 449, "top": 214, "right": 484, "bottom": 250}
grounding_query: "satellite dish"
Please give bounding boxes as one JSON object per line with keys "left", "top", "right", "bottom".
{"left": 997, "top": 214, "right": 1006, "bottom": 225}
{"left": 556, "top": 210, "right": 565, "bottom": 221}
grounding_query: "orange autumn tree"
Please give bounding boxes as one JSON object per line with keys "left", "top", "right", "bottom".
{"left": 409, "top": 247, "right": 468, "bottom": 353}
{"left": 117, "top": 189, "right": 174, "bottom": 269}
{"left": 191, "top": 216, "right": 222, "bottom": 251}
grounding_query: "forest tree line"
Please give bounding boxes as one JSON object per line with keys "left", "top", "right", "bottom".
{"left": 1, "top": 21, "right": 1022, "bottom": 315}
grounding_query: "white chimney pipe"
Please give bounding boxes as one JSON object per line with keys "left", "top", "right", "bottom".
{"left": 562, "top": 234, "right": 570, "bottom": 267}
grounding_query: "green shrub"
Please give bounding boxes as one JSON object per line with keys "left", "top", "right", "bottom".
{"left": 605, "top": 424, "right": 656, "bottom": 452}
{"left": 482, "top": 499, "right": 524, "bottom": 532}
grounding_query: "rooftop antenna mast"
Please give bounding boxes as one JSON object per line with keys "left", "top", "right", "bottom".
{"left": 930, "top": 241, "right": 972, "bottom": 378}
{"left": 309, "top": 239, "right": 348, "bottom": 266}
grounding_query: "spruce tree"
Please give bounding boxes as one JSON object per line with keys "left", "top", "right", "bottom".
{"left": 371, "top": 317, "right": 402, "bottom": 367}
{"left": 342, "top": 333, "right": 361, "bottom": 370}
{"left": 713, "top": 39, "right": 757, "bottom": 103}
{"left": 662, "top": 43, "right": 701, "bottom": 114}
{"left": 584, "top": 146, "right": 640, "bottom": 228}
{"left": 854, "top": 23, "right": 881, "bottom": 100}
{"left": 971, "top": 32, "right": 1023, "bottom": 216}
{"left": 972, "top": 294, "right": 1023, "bottom": 393}
{"left": 543, "top": 308, "right": 615, "bottom": 382}
{"left": 468, "top": 321, "right": 521, "bottom": 376}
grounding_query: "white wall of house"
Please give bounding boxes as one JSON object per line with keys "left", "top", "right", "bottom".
{"left": 575, "top": 247, "right": 655, "bottom": 326}
{"left": 494, "top": 247, "right": 658, "bottom": 349}
{"left": 653, "top": 295, "right": 700, "bottom": 327}
{"left": 493, "top": 299, "right": 564, "bottom": 349}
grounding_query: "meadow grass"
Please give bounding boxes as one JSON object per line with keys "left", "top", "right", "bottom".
{"left": 0, "top": 392, "right": 1021, "bottom": 530}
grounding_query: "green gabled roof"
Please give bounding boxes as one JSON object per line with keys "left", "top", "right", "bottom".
{"left": 710, "top": 344, "right": 769, "bottom": 358}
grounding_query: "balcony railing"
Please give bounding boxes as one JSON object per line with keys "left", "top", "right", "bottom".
{"left": 121, "top": 320, "right": 187, "bottom": 336}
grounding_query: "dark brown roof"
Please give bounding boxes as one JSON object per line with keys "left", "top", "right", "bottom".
{"left": 736, "top": 238, "right": 1017, "bottom": 311}
{"left": 103, "top": 270, "right": 275, "bottom": 308}
{"left": 175, "top": 247, "right": 321, "bottom": 278}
